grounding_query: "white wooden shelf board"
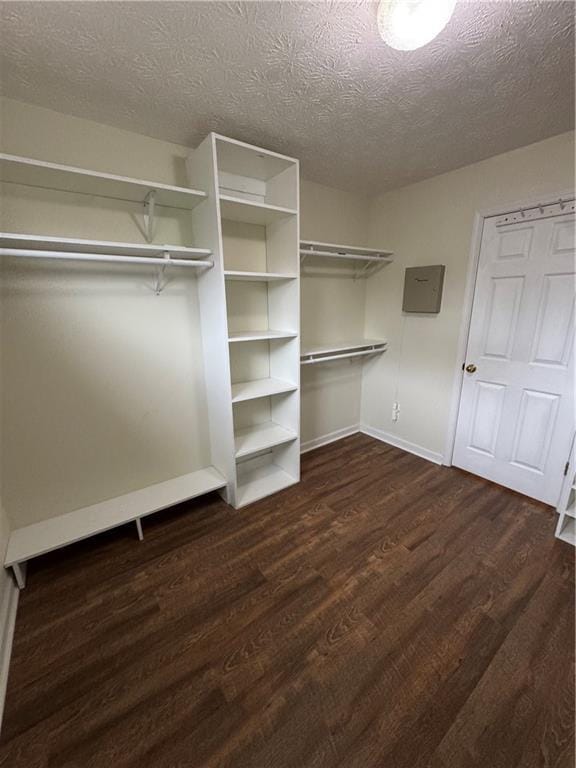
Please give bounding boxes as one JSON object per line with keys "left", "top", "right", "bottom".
{"left": 232, "top": 377, "right": 297, "bottom": 402}
{"left": 0, "top": 153, "right": 206, "bottom": 210}
{"left": 235, "top": 422, "right": 297, "bottom": 458}
{"left": 565, "top": 504, "right": 576, "bottom": 519}
{"left": 4, "top": 467, "right": 226, "bottom": 567}
{"left": 219, "top": 194, "right": 297, "bottom": 225}
{"left": 557, "top": 517, "right": 576, "bottom": 545}
{"left": 302, "top": 339, "right": 387, "bottom": 357}
{"left": 224, "top": 270, "right": 297, "bottom": 282}
{"left": 236, "top": 463, "right": 297, "bottom": 508}
{"left": 0, "top": 233, "right": 211, "bottom": 259}
{"left": 229, "top": 329, "right": 297, "bottom": 343}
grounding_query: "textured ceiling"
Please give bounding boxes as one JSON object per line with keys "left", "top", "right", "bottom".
{"left": 0, "top": 1, "right": 574, "bottom": 195}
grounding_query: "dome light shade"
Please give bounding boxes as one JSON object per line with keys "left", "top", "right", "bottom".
{"left": 377, "top": 0, "right": 457, "bottom": 51}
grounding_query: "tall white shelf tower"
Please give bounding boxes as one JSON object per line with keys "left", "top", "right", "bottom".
{"left": 189, "top": 134, "right": 300, "bottom": 508}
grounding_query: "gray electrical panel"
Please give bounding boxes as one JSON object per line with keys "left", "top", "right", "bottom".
{"left": 402, "top": 265, "right": 445, "bottom": 313}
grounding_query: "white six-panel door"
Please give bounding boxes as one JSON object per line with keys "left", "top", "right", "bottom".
{"left": 453, "top": 208, "right": 575, "bottom": 505}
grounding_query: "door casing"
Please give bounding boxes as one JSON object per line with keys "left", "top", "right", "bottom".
{"left": 443, "top": 191, "right": 575, "bottom": 504}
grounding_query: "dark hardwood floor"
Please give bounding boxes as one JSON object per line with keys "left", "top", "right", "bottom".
{"left": 1, "top": 434, "right": 574, "bottom": 767}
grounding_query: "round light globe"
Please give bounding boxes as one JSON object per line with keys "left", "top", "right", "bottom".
{"left": 377, "top": 0, "right": 457, "bottom": 51}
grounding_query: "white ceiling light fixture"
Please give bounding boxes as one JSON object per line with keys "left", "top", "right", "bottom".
{"left": 377, "top": 0, "right": 457, "bottom": 51}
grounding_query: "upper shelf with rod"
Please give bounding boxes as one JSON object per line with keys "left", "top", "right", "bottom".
{"left": 300, "top": 240, "right": 394, "bottom": 278}
{"left": 0, "top": 234, "right": 214, "bottom": 295}
{"left": 0, "top": 233, "right": 212, "bottom": 261}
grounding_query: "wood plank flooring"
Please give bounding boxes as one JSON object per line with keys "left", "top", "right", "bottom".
{"left": 1, "top": 434, "right": 574, "bottom": 767}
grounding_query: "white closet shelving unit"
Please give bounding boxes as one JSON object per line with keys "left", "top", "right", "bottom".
{"left": 0, "top": 140, "right": 300, "bottom": 587}
{"left": 555, "top": 436, "right": 576, "bottom": 546}
{"left": 188, "top": 134, "right": 300, "bottom": 508}
{"left": 1, "top": 135, "right": 299, "bottom": 586}
{"left": 300, "top": 240, "right": 392, "bottom": 367}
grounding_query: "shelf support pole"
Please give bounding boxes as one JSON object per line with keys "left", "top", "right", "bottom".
{"left": 12, "top": 562, "right": 26, "bottom": 590}
{"left": 144, "top": 190, "right": 157, "bottom": 243}
{"left": 135, "top": 518, "right": 144, "bottom": 541}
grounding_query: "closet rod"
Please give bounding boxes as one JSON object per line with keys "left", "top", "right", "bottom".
{"left": 299, "top": 249, "right": 392, "bottom": 263}
{"left": 301, "top": 347, "right": 386, "bottom": 365}
{"left": 0, "top": 248, "right": 213, "bottom": 268}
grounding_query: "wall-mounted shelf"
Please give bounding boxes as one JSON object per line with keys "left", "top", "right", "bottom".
{"left": 219, "top": 194, "right": 297, "bottom": 225}
{"left": 231, "top": 377, "right": 297, "bottom": 403}
{"left": 0, "top": 153, "right": 207, "bottom": 210}
{"left": 0, "top": 233, "right": 211, "bottom": 260}
{"left": 5, "top": 467, "right": 226, "bottom": 587}
{"left": 301, "top": 340, "right": 387, "bottom": 365}
{"left": 224, "top": 270, "right": 297, "bottom": 282}
{"left": 234, "top": 422, "right": 297, "bottom": 459}
{"left": 300, "top": 240, "right": 393, "bottom": 278}
{"left": 229, "top": 329, "right": 298, "bottom": 343}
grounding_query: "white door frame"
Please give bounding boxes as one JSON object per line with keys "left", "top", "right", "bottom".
{"left": 443, "top": 189, "right": 575, "bottom": 471}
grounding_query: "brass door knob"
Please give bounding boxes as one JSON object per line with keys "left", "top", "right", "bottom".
{"left": 465, "top": 363, "right": 477, "bottom": 373}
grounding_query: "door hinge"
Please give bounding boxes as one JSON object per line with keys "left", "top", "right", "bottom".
{"left": 564, "top": 461, "right": 570, "bottom": 476}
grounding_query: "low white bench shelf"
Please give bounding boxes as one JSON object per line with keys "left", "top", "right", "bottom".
{"left": 4, "top": 467, "right": 227, "bottom": 588}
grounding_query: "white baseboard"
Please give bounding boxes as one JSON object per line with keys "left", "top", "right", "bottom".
{"left": 0, "top": 570, "right": 18, "bottom": 734}
{"left": 301, "top": 425, "right": 360, "bottom": 454}
{"left": 360, "top": 424, "right": 444, "bottom": 465}
{"left": 301, "top": 423, "right": 444, "bottom": 466}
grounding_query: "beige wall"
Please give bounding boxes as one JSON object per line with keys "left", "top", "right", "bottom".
{"left": 300, "top": 181, "right": 370, "bottom": 446}
{"left": 362, "top": 131, "right": 575, "bottom": 460}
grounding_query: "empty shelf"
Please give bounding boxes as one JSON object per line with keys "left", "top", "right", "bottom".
{"left": 236, "top": 463, "right": 297, "bottom": 507}
{"left": 557, "top": 517, "right": 576, "bottom": 546}
{"left": 219, "top": 194, "right": 297, "bottom": 225}
{"left": 0, "top": 153, "right": 207, "bottom": 210}
{"left": 0, "top": 233, "right": 211, "bottom": 259}
{"left": 224, "top": 270, "right": 297, "bottom": 281}
{"left": 235, "top": 422, "right": 297, "bottom": 458}
{"left": 215, "top": 135, "right": 297, "bottom": 180}
{"left": 4, "top": 467, "right": 226, "bottom": 567}
{"left": 228, "top": 329, "right": 297, "bottom": 343}
{"left": 565, "top": 505, "right": 576, "bottom": 519}
{"left": 232, "top": 377, "right": 297, "bottom": 402}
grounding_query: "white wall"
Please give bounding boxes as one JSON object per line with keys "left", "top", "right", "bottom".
{"left": 362, "top": 131, "right": 575, "bottom": 460}
{"left": 300, "top": 180, "right": 370, "bottom": 447}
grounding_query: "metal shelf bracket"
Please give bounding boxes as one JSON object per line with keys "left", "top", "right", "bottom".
{"left": 154, "top": 251, "right": 171, "bottom": 295}
{"left": 144, "top": 190, "right": 157, "bottom": 243}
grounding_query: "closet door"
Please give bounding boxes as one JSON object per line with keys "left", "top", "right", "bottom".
{"left": 453, "top": 208, "right": 575, "bottom": 505}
